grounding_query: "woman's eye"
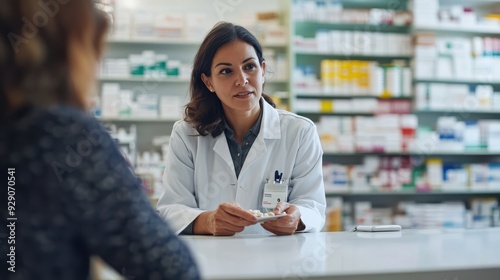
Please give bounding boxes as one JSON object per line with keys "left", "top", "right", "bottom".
{"left": 245, "top": 64, "right": 257, "bottom": 70}
{"left": 220, "top": 68, "right": 232, "bottom": 75}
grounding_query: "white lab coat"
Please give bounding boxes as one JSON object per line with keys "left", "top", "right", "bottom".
{"left": 157, "top": 99, "right": 326, "bottom": 234}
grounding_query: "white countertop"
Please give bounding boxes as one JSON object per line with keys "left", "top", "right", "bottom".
{"left": 181, "top": 228, "right": 500, "bottom": 280}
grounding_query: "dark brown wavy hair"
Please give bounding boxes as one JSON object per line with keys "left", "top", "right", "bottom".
{"left": 185, "top": 21, "right": 276, "bottom": 137}
{"left": 0, "top": 0, "right": 109, "bottom": 121}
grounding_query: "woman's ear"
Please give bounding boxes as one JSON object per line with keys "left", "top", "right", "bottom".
{"left": 201, "top": 73, "right": 214, "bottom": 92}
{"left": 261, "top": 60, "right": 266, "bottom": 80}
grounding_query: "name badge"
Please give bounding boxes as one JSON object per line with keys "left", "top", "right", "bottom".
{"left": 262, "top": 170, "right": 288, "bottom": 209}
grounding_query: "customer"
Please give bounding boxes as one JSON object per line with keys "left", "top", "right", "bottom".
{"left": 157, "top": 22, "right": 326, "bottom": 236}
{"left": 0, "top": 1, "right": 199, "bottom": 279}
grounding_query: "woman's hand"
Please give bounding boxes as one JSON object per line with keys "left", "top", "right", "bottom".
{"left": 261, "top": 202, "right": 305, "bottom": 235}
{"left": 194, "top": 202, "right": 257, "bottom": 236}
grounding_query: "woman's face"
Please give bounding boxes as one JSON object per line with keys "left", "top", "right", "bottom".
{"left": 202, "top": 40, "right": 266, "bottom": 118}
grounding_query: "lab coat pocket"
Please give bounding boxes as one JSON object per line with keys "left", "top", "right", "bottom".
{"left": 262, "top": 179, "right": 290, "bottom": 210}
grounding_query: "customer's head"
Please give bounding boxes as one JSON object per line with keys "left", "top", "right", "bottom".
{"left": 185, "top": 21, "right": 275, "bottom": 137}
{"left": 0, "top": 0, "right": 109, "bottom": 120}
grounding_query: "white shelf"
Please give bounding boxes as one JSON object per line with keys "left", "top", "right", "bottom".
{"left": 415, "top": 109, "right": 500, "bottom": 114}
{"left": 323, "top": 150, "right": 500, "bottom": 156}
{"left": 98, "top": 117, "right": 179, "bottom": 122}
{"left": 413, "top": 23, "right": 500, "bottom": 35}
{"left": 98, "top": 76, "right": 190, "bottom": 83}
{"left": 295, "top": 20, "right": 411, "bottom": 31}
{"left": 325, "top": 189, "right": 500, "bottom": 196}
{"left": 261, "top": 42, "right": 288, "bottom": 48}
{"left": 296, "top": 93, "right": 412, "bottom": 99}
{"left": 266, "top": 78, "right": 289, "bottom": 83}
{"left": 98, "top": 76, "right": 288, "bottom": 84}
{"left": 294, "top": 48, "right": 411, "bottom": 58}
{"left": 414, "top": 77, "right": 500, "bottom": 85}
{"left": 107, "top": 37, "right": 201, "bottom": 45}
{"left": 107, "top": 37, "right": 287, "bottom": 48}
{"left": 297, "top": 111, "right": 375, "bottom": 116}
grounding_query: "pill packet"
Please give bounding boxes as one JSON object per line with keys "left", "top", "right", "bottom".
{"left": 247, "top": 209, "right": 287, "bottom": 223}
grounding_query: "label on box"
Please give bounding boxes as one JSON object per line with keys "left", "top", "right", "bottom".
{"left": 262, "top": 181, "right": 288, "bottom": 209}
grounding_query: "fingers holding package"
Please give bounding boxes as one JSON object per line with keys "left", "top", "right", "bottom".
{"left": 260, "top": 202, "right": 304, "bottom": 236}
{"left": 199, "top": 202, "right": 258, "bottom": 236}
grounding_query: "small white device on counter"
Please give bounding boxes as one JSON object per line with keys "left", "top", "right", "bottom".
{"left": 351, "top": 225, "right": 402, "bottom": 232}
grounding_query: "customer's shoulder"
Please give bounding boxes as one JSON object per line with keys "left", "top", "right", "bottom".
{"left": 26, "top": 105, "right": 109, "bottom": 144}
{"left": 43, "top": 105, "right": 105, "bottom": 132}
{"left": 44, "top": 105, "right": 97, "bottom": 122}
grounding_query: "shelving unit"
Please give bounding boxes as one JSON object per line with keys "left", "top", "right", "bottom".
{"left": 295, "top": 21, "right": 411, "bottom": 33}
{"left": 326, "top": 189, "right": 500, "bottom": 196}
{"left": 107, "top": 38, "right": 201, "bottom": 45}
{"left": 326, "top": 190, "right": 500, "bottom": 209}
{"left": 414, "top": 78, "right": 500, "bottom": 85}
{"left": 98, "top": 76, "right": 190, "bottom": 82}
{"left": 90, "top": 2, "right": 500, "bottom": 279}
{"left": 323, "top": 151, "right": 500, "bottom": 156}
{"left": 95, "top": 0, "right": 500, "bottom": 233}
{"left": 289, "top": 0, "right": 413, "bottom": 117}
{"left": 296, "top": 94, "right": 412, "bottom": 99}
{"left": 294, "top": 49, "right": 411, "bottom": 59}
{"left": 414, "top": 109, "right": 500, "bottom": 114}
{"left": 98, "top": 0, "right": 291, "bottom": 154}
{"left": 413, "top": 23, "right": 500, "bottom": 35}
{"left": 298, "top": 112, "right": 375, "bottom": 116}
{"left": 98, "top": 117, "right": 178, "bottom": 122}
{"left": 291, "top": 0, "right": 500, "bottom": 231}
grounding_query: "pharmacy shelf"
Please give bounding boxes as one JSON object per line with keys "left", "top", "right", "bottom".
{"left": 98, "top": 76, "right": 190, "bottom": 83}
{"left": 106, "top": 37, "right": 288, "bottom": 48}
{"left": 414, "top": 109, "right": 500, "bottom": 115}
{"left": 297, "top": 111, "right": 375, "bottom": 116}
{"left": 98, "top": 76, "right": 289, "bottom": 84}
{"left": 325, "top": 189, "right": 500, "bottom": 196}
{"left": 294, "top": 49, "right": 411, "bottom": 59}
{"left": 323, "top": 150, "right": 500, "bottom": 156}
{"left": 413, "top": 23, "right": 500, "bottom": 35}
{"left": 107, "top": 37, "right": 201, "bottom": 45}
{"left": 264, "top": 79, "right": 290, "bottom": 84}
{"left": 294, "top": 21, "right": 411, "bottom": 33}
{"left": 338, "top": 0, "right": 409, "bottom": 9}
{"left": 296, "top": 94, "right": 412, "bottom": 99}
{"left": 98, "top": 117, "right": 179, "bottom": 122}
{"left": 261, "top": 42, "right": 289, "bottom": 48}
{"left": 414, "top": 78, "right": 500, "bottom": 85}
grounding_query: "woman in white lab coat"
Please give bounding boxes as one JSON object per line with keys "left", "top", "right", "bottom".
{"left": 157, "top": 22, "right": 326, "bottom": 236}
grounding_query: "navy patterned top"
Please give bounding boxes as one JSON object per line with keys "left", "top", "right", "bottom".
{"left": 0, "top": 105, "right": 200, "bottom": 280}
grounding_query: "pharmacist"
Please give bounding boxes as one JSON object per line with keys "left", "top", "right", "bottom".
{"left": 156, "top": 22, "right": 326, "bottom": 236}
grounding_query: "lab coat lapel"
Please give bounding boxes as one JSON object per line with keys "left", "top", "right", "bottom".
{"left": 213, "top": 134, "right": 234, "bottom": 170}
{"left": 242, "top": 101, "right": 281, "bottom": 171}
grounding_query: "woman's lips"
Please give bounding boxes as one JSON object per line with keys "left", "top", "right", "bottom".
{"left": 234, "top": 91, "right": 253, "bottom": 97}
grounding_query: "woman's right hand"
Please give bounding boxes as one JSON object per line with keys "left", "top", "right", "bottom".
{"left": 194, "top": 202, "right": 257, "bottom": 236}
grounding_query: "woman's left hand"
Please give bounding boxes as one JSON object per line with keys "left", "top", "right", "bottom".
{"left": 260, "top": 202, "right": 305, "bottom": 236}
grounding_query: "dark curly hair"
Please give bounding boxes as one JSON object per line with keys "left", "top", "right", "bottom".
{"left": 185, "top": 21, "right": 275, "bottom": 137}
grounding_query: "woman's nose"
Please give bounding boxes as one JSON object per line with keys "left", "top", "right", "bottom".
{"left": 235, "top": 71, "right": 248, "bottom": 87}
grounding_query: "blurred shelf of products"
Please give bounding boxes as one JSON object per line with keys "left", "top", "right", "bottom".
{"left": 91, "top": 0, "right": 500, "bottom": 233}
{"left": 325, "top": 196, "right": 500, "bottom": 231}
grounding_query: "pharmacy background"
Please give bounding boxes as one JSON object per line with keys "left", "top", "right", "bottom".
{"left": 91, "top": 0, "right": 500, "bottom": 233}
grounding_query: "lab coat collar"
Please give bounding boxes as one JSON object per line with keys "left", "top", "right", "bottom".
{"left": 212, "top": 97, "right": 281, "bottom": 171}
{"left": 261, "top": 98, "right": 281, "bottom": 140}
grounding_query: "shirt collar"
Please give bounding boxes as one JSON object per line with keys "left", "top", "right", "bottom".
{"left": 223, "top": 100, "right": 263, "bottom": 137}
